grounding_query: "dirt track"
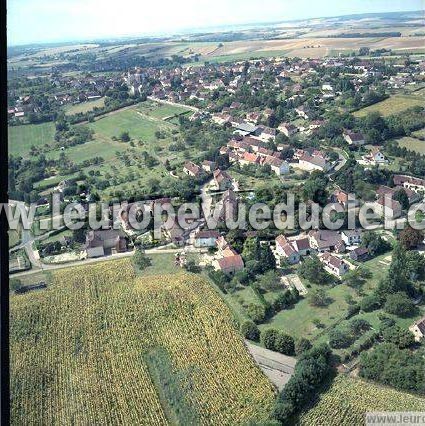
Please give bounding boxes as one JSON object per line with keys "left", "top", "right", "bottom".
{"left": 245, "top": 341, "right": 297, "bottom": 390}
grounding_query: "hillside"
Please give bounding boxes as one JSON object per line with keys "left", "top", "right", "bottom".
{"left": 10, "top": 259, "right": 275, "bottom": 425}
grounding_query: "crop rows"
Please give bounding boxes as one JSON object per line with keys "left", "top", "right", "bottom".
{"left": 299, "top": 375, "right": 425, "bottom": 426}
{"left": 10, "top": 259, "right": 275, "bottom": 425}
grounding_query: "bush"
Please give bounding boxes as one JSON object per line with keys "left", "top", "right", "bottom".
{"left": 346, "top": 303, "right": 360, "bottom": 319}
{"left": 381, "top": 325, "right": 415, "bottom": 349}
{"left": 184, "top": 260, "right": 201, "bottom": 273}
{"left": 360, "top": 294, "right": 381, "bottom": 312}
{"left": 10, "top": 278, "right": 21, "bottom": 292}
{"left": 295, "top": 338, "right": 312, "bottom": 356}
{"left": 274, "top": 333, "right": 295, "bottom": 356}
{"left": 261, "top": 329, "right": 279, "bottom": 350}
{"left": 308, "top": 288, "right": 331, "bottom": 307}
{"left": 329, "top": 329, "right": 352, "bottom": 349}
{"left": 384, "top": 292, "right": 415, "bottom": 318}
{"left": 246, "top": 303, "right": 266, "bottom": 324}
{"left": 240, "top": 321, "right": 260, "bottom": 341}
{"left": 349, "top": 318, "right": 371, "bottom": 336}
{"left": 132, "top": 247, "right": 152, "bottom": 270}
{"left": 273, "top": 344, "right": 332, "bottom": 423}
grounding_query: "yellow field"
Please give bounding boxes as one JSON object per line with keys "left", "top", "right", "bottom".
{"left": 300, "top": 375, "right": 425, "bottom": 426}
{"left": 10, "top": 259, "right": 275, "bottom": 425}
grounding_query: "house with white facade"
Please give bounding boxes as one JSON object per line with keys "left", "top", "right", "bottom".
{"left": 319, "top": 252, "right": 350, "bottom": 278}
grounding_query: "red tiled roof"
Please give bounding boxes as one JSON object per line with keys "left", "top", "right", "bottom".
{"left": 217, "top": 254, "right": 244, "bottom": 271}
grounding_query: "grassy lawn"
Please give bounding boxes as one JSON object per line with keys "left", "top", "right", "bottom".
{"left": 353, "top": 94, "right": 424, "bottom": 117}
{"left": 397, "top": 136, "right": 425, "bottom": 154}
{"left": 8, "top": 122, "right": 56, "bottom": 157}
{"left": 34, "top": 102, "right": 192, "bottom": 200}
{"left": 135, "top": 102, "right": 191, "bottom": 120}
{"left": 42, "top": 229, "right": 73, "bottom": 244}
{"left": 134, "top": 252, "right": 182, "bottom": 276}
{"left": 412, "top": 127, "right": 425, "bottom": 139}
{"left": 204, "top": 49, "right": 291, "bottom": 64}
{"left": 259, "top": 282, "right": 356, "bottom": 340}
{"left": 31, "top": 216, "right": 52, "bottom": 237}
{"left": 229, "top": 167, "right": 284, "bottom": 191}
{"left": 64, "top": 98, "right": 105, "bottom": 115}
{"left": 222, "top": 252, "right": 394, "bottom": 344}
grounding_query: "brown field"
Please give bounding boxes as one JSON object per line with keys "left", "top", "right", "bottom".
{"left": 193, "top": 36, "right": 425, "bottom": 60}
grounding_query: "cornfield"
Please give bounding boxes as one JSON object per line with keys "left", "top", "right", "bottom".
{"left": 299, "top": 375, "right": 425, "bottom": 426}
{"left": 10, "top": 259, "right": 275, "bottom": 425}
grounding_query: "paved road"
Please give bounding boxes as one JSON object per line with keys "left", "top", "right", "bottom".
{"left": 245, "top": 341, "right": 297, "bottom": 390}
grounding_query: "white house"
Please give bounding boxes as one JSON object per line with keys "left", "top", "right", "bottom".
{"left": 368, "top": 148, "right": 387, "bottom": 164}
{"left": 193, "top": 230, "right": 220, "bottom": 248}
{"left": 275, "top": 235, "right": 300, "bottom": 265}
{"left": 319, "top": 252, "right": 350, "bottom": 278}
{"left": 278, "top": 123, "right": 298, "bottom": 137}
{"left": 262, "top": 157, "right": 290, "bottom": 176}
{"left": 341, "top": 230, "right": 362, "bottom": 246}
{"left": 297, "top": 153, "right": 330, "bottom": 172}
{"left": 374, "top": 196, "right": 402, "bottom": 219}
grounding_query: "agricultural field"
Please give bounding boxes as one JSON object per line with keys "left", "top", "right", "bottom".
{"left": 8, "top": 122, "right": 55, "bottom": 157}
{"left": 397, "top": 136, "right": 425, "bottom": 154}
{"left": 299, "top": 375, "right": 425, "bottom": 426}
{"left": 10, "top": 259, "right": 275, "bottom": 425}
{"left": 64, "top": 97, "right": 105, "bottom": 115}
{"left": 353, "top": 93, "right": 424, "bottom": 117}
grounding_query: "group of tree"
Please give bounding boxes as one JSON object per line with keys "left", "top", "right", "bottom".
{"left": 261, "top": 329, "right": 296, "bottom": 356}
{"left": 273, "top": 344, "right": 333, "bottom": 424}
{"left": 298, "top": 255, "right": 333, "bottom": 285}
{"left": 328, "top": 318, "right": 371, "bottom": 349}
{"left": 359, "top": 343, "right": 425, "bottom": 394}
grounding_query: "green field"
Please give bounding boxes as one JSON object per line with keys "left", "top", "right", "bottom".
{"left": 64, "top": 97, "right": 105, "bottom": 115}
{"left": 89, "top": 108, "right": 173, "bottom": 141}
{"left": 224, "top": 253, "right": 396, "bottom": 345}
{"left": 39, "top": 102, "right": 194, "bottom": 199}
{"left": 8, "top": 122, "right": 56, "bottom": 156}
{"left": 135, "top": 102, "right": 191, "bottom": 120}
{"left": 397, "top": 136, "right": 425, "bottom": 154}
{"left": 354, "top": 94, "right": 424, "bottom": 117}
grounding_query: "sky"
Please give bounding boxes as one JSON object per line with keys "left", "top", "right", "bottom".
{"left": 7, "top": 0, "right": 424, "bottom": 46}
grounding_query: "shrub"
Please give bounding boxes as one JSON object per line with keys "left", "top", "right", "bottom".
{"left": 274, "top": 333, "right": 295, "bottom": 356}
{"left": 360, "top": 294, "right": 381, "bottom": 312}
{"left": 261, "top": 329, "right": 279, "bottom": 350}
{"left": 384, "top": 292, "right": 415, "bottom": 318}
{"left": 295, "top": 338, "right": 312, "bottom": 356}
{"left": 240, "top": 321, "right": 260, "bottom": 341}
{"left": 329, "top": 329, "right": 352, "bottom": 349}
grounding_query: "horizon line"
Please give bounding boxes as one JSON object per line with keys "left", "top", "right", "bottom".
{"left": 7, "top": 8, "right": 423, "bottom": 49}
